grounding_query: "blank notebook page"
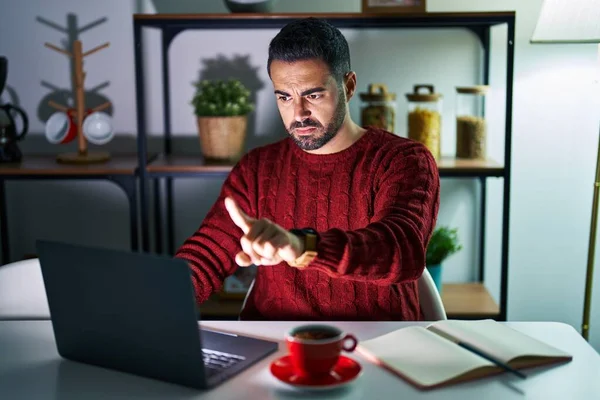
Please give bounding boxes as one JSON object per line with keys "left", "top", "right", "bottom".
{"left": 358, "top": 326, "right": 494, "bottom": 387}
{"left": 429, "top": 320, "right": 572, "bottom": 364}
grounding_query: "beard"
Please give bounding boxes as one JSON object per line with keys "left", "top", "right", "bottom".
{"left": 287, "top": 94, "right": 347, "bottom": 151}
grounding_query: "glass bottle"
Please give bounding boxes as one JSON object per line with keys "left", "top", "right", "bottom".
{"left": 455, "top": 85, "right": 489, "bottom": 159}
{"left": 359, "top": 83, "right": 397, "bottom": 133}
{"left": 406, "top": 84, "right": 442, "bottom": 161}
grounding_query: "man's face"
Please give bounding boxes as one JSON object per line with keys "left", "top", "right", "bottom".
{"left": 270, "top": 59, "right": 347, "bottom": 151}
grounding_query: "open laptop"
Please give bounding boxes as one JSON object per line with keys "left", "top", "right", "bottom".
{"left": 35, "top": 240, "right": 278, "bottom": 390}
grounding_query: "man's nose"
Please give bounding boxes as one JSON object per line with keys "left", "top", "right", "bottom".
{"left": 293, "top": 98, "right": 311, "bottom": 122}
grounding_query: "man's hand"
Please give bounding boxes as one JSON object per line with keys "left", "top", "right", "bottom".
{"left": 224, "top": 197, "right": 304, "bottom": 267}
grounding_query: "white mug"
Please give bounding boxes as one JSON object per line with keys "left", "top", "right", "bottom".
{"left": 83, "top": 111, "right": 114, "bottom": 145}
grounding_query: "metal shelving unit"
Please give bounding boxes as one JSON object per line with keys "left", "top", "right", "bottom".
{"left": 132, "top": 12, "right": 515, "bottom": 320}
{"left": 0, "top": 155, "right": 141, "bottom": 264}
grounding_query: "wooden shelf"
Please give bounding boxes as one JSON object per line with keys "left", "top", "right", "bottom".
{"left": 145, "top": 154, "right": 503, "bottom": 178}
{"left": 134, "top": 12, "right": 515, "bottom": 22}
{"left": 197, "top": 282, "right": 500, "bottom": 320}
{"left": 437, "top": 157, "right": 504, "bottom": 177}
{"left": 0, "top": 154, "right": 139, "bottom": 176}
{"left": 146, "top": 154, "right": 233, "bottom": 175}
{"left": 441, "top": 282, "right": 500, "bottom": 319}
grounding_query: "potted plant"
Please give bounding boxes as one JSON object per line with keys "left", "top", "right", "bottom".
{"left": 191, "top": 78, "right": 254, "bottom": 162}
{"left": 426, "top": 226, "right": 463, "bottom": 293}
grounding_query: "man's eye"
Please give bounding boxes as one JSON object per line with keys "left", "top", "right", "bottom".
{"left": 278, "top": 96, "right": 291, "bottom": 102}
{"left": 307, "top": 94, "right": 321, "bottom": 100}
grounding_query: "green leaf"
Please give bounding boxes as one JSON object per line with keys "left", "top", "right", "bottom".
{"left": 426, "top": 226, "right": 463, "bottom": 266}
{"left": 191, "top": 78, "right": 254, "bottom": 117}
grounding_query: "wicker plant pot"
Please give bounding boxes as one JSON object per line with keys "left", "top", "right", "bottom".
{"left": 196, "top": 115, "right": 247, "bottom": 162}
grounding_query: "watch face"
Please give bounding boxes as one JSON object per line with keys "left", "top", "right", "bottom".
{"left": 291, "top": 228, "right": 316, "bottom": 236}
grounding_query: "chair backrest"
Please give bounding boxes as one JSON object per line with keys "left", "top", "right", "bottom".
{"left": 418, "top": 267, "right": 447, "bottom": 321}
{"left": 240, "top": 268, "right": 447, "bottom": 321}
{"left": 0, "top": 258, "right": 50, "bottom": 320}
{"left": 239, "top": 278, "right": 255, "bottom": 320}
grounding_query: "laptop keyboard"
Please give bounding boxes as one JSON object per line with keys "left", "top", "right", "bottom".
{"left": 202, "top": 349, "right": 246, "bottom": 373}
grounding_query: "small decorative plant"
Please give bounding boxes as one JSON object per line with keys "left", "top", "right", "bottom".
{"left": 190, "top": 78, "right": 254, "bottom": 161}
{"left": 191, "top": 79, "right": 254, "bottom": 117}
{"left": 426, "top": 226, "right": 463, "bottom": 266}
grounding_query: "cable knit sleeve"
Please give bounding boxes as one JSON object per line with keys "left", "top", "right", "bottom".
{"left": 174, "top": 152, "right": 256, "bottom": 304}
{"left": 306, "top": 141, "right": 440, "bottom": 284}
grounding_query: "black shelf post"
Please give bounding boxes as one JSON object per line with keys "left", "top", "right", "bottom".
{"left": 500, "top": 18, "right": 516, "bottom": 321}
{"left": 0, "top": 179, "right": 9, "bottom": 264}
{"left": 478, "top": 26, "right": 491, "bottom": 284}
{"left": 161, "top": 29, "right": 177, "bottom": 256}
{"left": 133, "top": 21, "right": 150, "bottom": 252}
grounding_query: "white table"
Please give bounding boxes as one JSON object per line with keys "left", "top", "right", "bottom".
{"left": 0, "top": 320, "right": 598, "bottom": 399}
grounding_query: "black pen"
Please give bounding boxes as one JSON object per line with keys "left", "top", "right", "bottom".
{"left": 457, "top": 341, "right": 527, "bottom": 379}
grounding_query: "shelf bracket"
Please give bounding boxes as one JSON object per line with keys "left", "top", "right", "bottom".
{"left": 467, "top": 25, "right": 490, "bottom": 105}
{"left": 467, "top": 26, "right": 489, "bottom": 53}
{"left": 163, "top": 26, "right": 185, "bottom": 50}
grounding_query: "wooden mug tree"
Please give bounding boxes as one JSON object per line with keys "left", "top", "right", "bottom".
{"left": 45, "top": 39, "right": 112, "bottom": 164}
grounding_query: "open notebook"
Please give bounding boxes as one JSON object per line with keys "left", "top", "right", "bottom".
{"left": 356, "top": 319, "right": 572, "bottom": 390}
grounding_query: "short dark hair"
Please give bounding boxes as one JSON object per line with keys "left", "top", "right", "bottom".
{"left": 267, "top": 18, "right": 351, "bottom": 84}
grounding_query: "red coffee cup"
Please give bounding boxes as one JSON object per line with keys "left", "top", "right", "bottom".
{"left": 285, "top": 324, "right": 358, "bottom": 378}
{"left": 45, "top": 110, "right": 77, "bottom": 144}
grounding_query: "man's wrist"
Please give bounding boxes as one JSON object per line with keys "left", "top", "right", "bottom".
{"left": 288, "top": 228, "right": 318, "bottom": 268}
{"left": 294, "top": 233, "right": 305, "bottom": 255}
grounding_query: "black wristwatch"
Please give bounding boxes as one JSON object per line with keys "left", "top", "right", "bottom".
{"left": 289, "top": 228, "right": 318, "bottom": 268}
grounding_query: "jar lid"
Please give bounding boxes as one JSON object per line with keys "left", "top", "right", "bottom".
{"left": 360, "top": 83, "right": 397, "bottom": 102}
{"left": 405, "top": 84, "right": 442, "bottom": 102}
{"left": 456, "top": 85, "right": 489, "bottom": 94}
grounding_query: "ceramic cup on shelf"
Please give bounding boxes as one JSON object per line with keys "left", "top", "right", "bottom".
{"left": 285, "top": 324, "right": 358, "bottom": 378}
{"left": 83, "top": 111, "right": 114, "bottom": 145}
{"left": 45, "top": 110, "right": 77, "bottom": 144}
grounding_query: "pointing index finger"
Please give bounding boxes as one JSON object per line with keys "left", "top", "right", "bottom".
{"left": 225, "top": 197, "right": 252, "bottom": 234}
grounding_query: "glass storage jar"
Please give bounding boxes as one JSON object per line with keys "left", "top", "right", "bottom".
{"left": 405, "top": 84, "right": 442, "bottom": 160}
{"left": 359, "top": 83, "right": 396, "bottom": 133}
{"left": 455, "top": 85, "right": 488, "bottom": 159}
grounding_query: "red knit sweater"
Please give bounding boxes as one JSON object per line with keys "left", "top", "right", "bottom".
{"left": 175, "top": 128, "right": 440, "bottom": 321}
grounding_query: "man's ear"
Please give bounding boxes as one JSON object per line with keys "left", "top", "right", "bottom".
{"left": 343, "top": 71, "right": 357, "bottom": 102}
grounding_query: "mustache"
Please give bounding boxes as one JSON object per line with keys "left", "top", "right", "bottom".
{"left": 290, "top": 119, "right": 322, "bottom": 130}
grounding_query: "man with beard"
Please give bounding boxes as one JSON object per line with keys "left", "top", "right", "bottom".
{"left": 175, "top": 18, "right": 440, "bottom": 321}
